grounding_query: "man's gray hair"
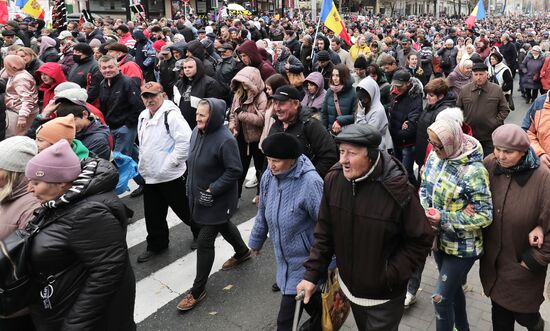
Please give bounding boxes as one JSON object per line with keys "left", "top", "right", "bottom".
{"left": 82, "top": 22, "right": 94, "bottom": 30}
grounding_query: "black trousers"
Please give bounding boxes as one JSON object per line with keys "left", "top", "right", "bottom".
{"left": 525, "top": 88, "right": 547, "bottom": 102}
{"left": 491, "top": 300, "right": 544, "bottom": 331}
{"left": 191, "top": 221, "right": 248, "bottom": 298}
{"left": 0, "top": 315, "right": 35, "bottom": 331}
{"left": 237, "top": 134, "right": 264, "bottom": 198}
{"left": 143, "top": 176, "right": 200, "bottom": 252}
{"left": 350, "top": 294, "right": 405, "bottom": 331}
{"left": 277, "top": 291, "right": 322, "bottom": 331}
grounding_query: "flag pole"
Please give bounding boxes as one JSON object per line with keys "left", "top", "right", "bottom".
{"left": 310, "top": 4, "right": 322, "bottom": 60}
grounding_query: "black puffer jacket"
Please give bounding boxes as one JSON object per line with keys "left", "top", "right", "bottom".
{"left": 29, "top": 158, "right": 135, "bottom": 331}
{"left": 175, "top": 57, "right": 224, "bottom": 129}
{"left": 414, "top": 92, "right": 457, "bottom": 166}
{"left": 187, "top": 98, "right": 242, "bottom": 225}
{"left": 389, "top": 78, "right": 424, "bottom": 148}
{"left": 159, "top": 56, "right": 177, "bottom": 100}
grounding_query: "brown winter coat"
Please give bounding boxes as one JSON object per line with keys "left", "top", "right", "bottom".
{"left": 228, "top": 67, "right": 267, "bottom": 143}
{"left": 480, "top": 156, "right": 550, "bottom": 313}
{"left": 456, "top": 81, "right": 510, "bottom": 152}
{"left": 303, "top": 152, "right": 433, "bottom": 300}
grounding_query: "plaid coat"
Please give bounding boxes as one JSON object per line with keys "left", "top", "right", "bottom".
{"left": 420, "top": 136, "right": 493, "bottom": 258}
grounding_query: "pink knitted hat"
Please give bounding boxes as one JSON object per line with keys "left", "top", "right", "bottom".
{"left": 25, "top": 139, "right": 81, "bottom": 183}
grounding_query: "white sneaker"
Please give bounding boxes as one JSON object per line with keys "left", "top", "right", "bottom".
{"left": 252, "top": 196, "right": 257, "bottom": 204}
{"left": 244, "top": 177, "right": 258, "bottom": 188}
{"left": 404, "top": 292, "right": 417, "bottom": 309}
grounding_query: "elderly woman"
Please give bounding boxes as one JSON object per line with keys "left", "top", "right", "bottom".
{"left": 446, "top": 59, "right": 473, "bottom": 96}
{"left": 420, "top": 119, "right": 493, "bottom": 331}
{"left": 520, "top": 46, "right": 546, "bottom": 103}
{"left": 249, "top": 133, "right": 323, "bottom": 330}
{"left": 3, "top": 54, "right": 38, "bottom": 137}
{"left": 25, "top": 140, "right": 135, "bottom": 330}
{"left": 488, "top": 52, "right": 514, "bottom": 109}
{"left": 179, "top": 98, "right": 250, "bottom": 311}
{"left": 0, "top": 136, "right": 40, "bottom": 331}
{"left": 481, "top": 124, "right": 550, "bottom": 331}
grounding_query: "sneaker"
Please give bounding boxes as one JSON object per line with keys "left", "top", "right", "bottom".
{"left": 252, "top": 196, "right": 258, "bottom": 204}
{"left": 130, "top": 185, "right": 144, "bottom": 198}
{"left": 176, "top": 291, "right": 206, "bottom": 311}
{"left": 244, "top": 177, "right": 258, "bottom": 188}
{"left": 137, "top": 248, "right": 167, "bottom": 263}
{"left": 222, "top": 250, "right": 251, "bottom": 270}
{"left": 404, "top": 292, "right": 417, "bottom": 309}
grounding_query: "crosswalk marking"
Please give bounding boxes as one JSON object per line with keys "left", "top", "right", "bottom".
{"left": 126, "top": 209, "right": 182, "bottom": 249}
{"left": 133, "top": 217, "right": 256, "bottom": 323}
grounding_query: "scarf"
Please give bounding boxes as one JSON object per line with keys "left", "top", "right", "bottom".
{"left": 428, "top": 119, "right": 465, "bottom": 159}
{"left": 495, "top": 148, "right": 540, "bottom": 175}
{"left": 330, "top": 84, "right": 343, "bottom": 94}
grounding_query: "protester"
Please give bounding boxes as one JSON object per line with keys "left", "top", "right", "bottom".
{"left": 297, "top": 124, "right": 433, "bottom": 331}
{"left": 527, "top": 92, "right": 550, "bottom": 168}
{"left": 260, "top": 74, "right": 288, "bottom": 147}
{"left": 420, "top": 119, "right": 493, "bottom": 331}
{"left": 37, "top": 36, "right": 59, "bottom": 63}
{"left": 25, "top": 140, "right": 136, "bottom": 330}
{"left": 105, "top": 42, "right": 145, "bottom": 85}
{"left": 301, "top": 71, "right": 326, "bottom": 114}
{"left": 36, "top": 62, "right": 67, "bottom": 107}
{"left": 446, "top": 59, "right": 473, "bottom": 96}
{"left": 249, "top": 133, "right": 323, "bottom": 330}
{"left": 321, "top": 64, "right": 357, "bottom": 134}
{"left": 520, "top": 46, "right": 546, "bottom": 103}
{"left": 68, "top": 43, "right": 102, "bottom": 105}
{"left": 482, "top": 124, "right": 550, "bottom": 331}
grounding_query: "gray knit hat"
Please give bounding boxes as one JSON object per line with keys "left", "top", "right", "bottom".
{"left": 0, "top": 136, "right": 38, "bottom": 172}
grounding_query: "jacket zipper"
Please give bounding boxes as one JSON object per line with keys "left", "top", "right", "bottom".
{"left": 275, "top": 185, "right": 289, "bottom": 292}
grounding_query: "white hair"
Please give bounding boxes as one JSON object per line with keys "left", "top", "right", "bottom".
{"left": 436, "top": 107, "right": 464, "bottom": 126}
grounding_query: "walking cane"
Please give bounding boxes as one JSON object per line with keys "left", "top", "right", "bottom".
{"left": 292, "top": 291, "right": 305, "bottom": 331}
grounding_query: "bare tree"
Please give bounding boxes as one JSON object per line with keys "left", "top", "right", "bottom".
{"left": 379, "top": 0, "right": 396, "bottom": 16}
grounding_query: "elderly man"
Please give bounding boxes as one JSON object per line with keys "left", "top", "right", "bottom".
{"left": 268, "top": 85, "right": 338, "bottom": 178}
{"left": 249, "top": 132, "right": 323, "bottom": 330}
{"left": 457, "top": 63, "right": 510, "bottom": 156}
{"left": 297, "top": 124, "right": 433, "bottom": 331}
{"left": 136, "top": 82, "right": 200, "bottom": 262}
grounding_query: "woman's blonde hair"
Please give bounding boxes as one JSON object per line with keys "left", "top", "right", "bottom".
{"left": 16, "top": 47, "right": 38, "bottom": 60}
{"left": 0, "top": 171, "right": 25, "bottom": 203}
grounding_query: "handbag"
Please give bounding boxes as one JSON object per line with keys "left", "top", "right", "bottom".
{"left": 0, "top": 210, "right": 55, "bottom": 316}
{"left": 321, "top": 269, "right": 351, "bottom": 331}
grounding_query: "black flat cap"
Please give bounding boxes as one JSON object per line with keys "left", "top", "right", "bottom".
{"left": 270, "top": 85, "right": 301, "bottom": 101}
{"left": 334, "top": 124, "right": 382, "bottom": 148}
{"left": 472, "top": 62, "right": 488, "bottom": 72}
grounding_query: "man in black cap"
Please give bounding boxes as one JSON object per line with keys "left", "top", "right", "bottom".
{"left": 388, "top": 69, "right": 423, "bottom": 186}
{"left": 268, "top": 85, "right": 337, "bottom": 178}
{"left": 457, "top": 62, "right": 510, "bottom": 155}
{"left": 314, "top": 50, "right": 335, "bottom": 90}
{"left": 215, "top": 42, "right": 242, "bottom": 90}
{"left": 297, "top": 123, "right": 433, "bottom": 331}
{"left": 1, "top": 30, "right": 22, "bottom": 48}
{"left": 68, "top": 43, "right": 103, "bottom": 105}
{"left": 353, "top": 56, "right": 368, "bottom": 85}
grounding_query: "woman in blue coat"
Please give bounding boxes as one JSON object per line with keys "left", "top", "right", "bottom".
{"left": 321, "top": 64, "right": 357, "bottom": 135}
{"left": 249, "top": 133, "right": 324, "bottom": 331}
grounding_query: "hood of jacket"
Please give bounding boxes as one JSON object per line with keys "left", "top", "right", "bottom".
{"left": 273, "top": 154, "right": 317, "bottom": 180}
{"left": 42, "top": 158, "right": 119, "bottom": 209}
{"left": 276, "top": 47, "right": 292, "bottom": 63}
{"left": 404, "top": 77, "right": 424, "bottom": 98}
{"left": 187, "top": 40, "right": 206, "bottom": 60}
{"left": 448, "top": 135, "right": 484, "bottom": 166}
{"left": 237, "top": 40, "right": 262, "bottom": 67}
{"left": 304, "top": 71, "right": 325, "bottom": 94}
{"left": 317, "top": 35, "right": 330, "bottom": 51}
{"left": 132, "top": 29, "right": 147, "bottom": 42}
{"left": 182, "top": 56, "right": 206, "bottom": 85}
{"left": 230, "top": 66, "right": 265, "bottom": 102}
{"left": 170, "top": 41, "right": 187, "bottom": 56}
{"left": 39, "top": 36, "right": 56, "bottom": 56}
{"left": 426, "top": 92, "right": 457, "bottom": 112}
{"left": 203, "top": 98, "right": 227, "bottom": 134}
{"left": 36, "top": 62, "right": 66, "bottom": 88}
{"left": 357, "top": 76, "right": 384, "bottom": 113}
{"left": 3, "top": 54, "right": 26, "bottom": 77}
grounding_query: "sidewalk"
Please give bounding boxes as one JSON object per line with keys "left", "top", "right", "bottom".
{"left": 339, "top": 255, "right": 550, "bottom": 330}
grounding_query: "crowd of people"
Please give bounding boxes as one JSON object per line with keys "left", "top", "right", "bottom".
{"left": 0, "top": 9, "right": 549, "bottom": 331}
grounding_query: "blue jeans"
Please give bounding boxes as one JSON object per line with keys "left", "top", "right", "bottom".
{"left": 393, "top": 146, "right": 417, "bottom": 186}
{"left": 433, "top": 251, "right": 477, "bottom": 331}
{"left": 112, "top": 125, "right": 144, "bottom": 186}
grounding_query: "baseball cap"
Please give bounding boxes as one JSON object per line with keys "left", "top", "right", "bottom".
{"left": 173, "top": 59, "right": 184, "bottom": 72}
{"left": 159, "top": 45, "right": 171, "bottom": 55}
{"left": 391, "top": 70, "right": 411, "bottom": 86}
{"left": 270, "top": 85, "right": 301, "bottom": 101}
{"left": 58, "top": 30, "right": 73, "bottom": 40}
{"left": 141, "top": 82, "right": 164, "bottom": 96}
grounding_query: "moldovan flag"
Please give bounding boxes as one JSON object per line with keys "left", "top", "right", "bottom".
{"left": 466, "top": 0, "right": 486, "bottom": 28}
{"left": 0, "top": 0, "right": 8, "bottom": 24}
{"left": 16, "top": 0, "right": 45, "bottom": 19}
{"left": 320, "top": 0, "right": 351, "bottom": 46}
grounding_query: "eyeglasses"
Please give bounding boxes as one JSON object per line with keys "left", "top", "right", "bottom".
{"left": 427, "top": 138, "right": 444, "bottom": 151}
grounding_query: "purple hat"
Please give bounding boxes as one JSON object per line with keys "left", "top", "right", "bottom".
{"left": 492, "top": 124, "right": 530, "bottom": 152}
{"left": 25, "top": 139, "right": 81, "bottom": 183}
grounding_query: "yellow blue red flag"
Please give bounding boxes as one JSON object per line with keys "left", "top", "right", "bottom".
{"left": 16, "top": 0, "right": 45, "bottom": 19}
{"left": 320, "top": 0, "right": 351, "bottom": 46}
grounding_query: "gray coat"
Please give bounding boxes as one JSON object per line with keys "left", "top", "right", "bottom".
{"left": 187, "top": 98, "right": 242, "bottom": 225}
{"left": 520, "top": 53, "right": 545, "bottom": 90}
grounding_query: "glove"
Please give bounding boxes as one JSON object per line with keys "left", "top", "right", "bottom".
{"left": 198, "top": 188, "right": 214, "bottom": 207}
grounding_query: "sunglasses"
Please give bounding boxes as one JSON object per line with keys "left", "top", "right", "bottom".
{"left": 427, "top": 138, "right": 444, "bottom": 151}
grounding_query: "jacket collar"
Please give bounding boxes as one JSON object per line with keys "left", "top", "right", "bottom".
{"left": 470, "top": 81, "right": 488, "bottom": 93}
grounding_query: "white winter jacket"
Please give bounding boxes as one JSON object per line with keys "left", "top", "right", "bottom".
{"left": 138, "top": 100, "right": 192, "bottom": 184}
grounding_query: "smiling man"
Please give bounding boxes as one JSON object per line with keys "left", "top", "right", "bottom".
{"left": 297, "top": 123, "right": 433, "bottom": 331}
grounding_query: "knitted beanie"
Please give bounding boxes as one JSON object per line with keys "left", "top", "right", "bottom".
{"left": 25, "top": 139, "right": 81, "bottom": 183}
{"left": 492, "top": 124, "right": 530, "bottom": 152}
{"left": 0, "top": 136, "right": 38, "bottom": 172}
{"left": 36, "top": 114, "right": 76, "bottom": 145}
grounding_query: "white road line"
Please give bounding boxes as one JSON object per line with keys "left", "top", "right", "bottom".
{"left": 126, "top": 209, "right": 182, "bottom": 249}
{"left": 134, "top": 217, "right": 256, "bottom": 323}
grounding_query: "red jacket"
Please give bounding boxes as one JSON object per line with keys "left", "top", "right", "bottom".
{"left": 540, "top": 57, "right": 550, "bottom": 91}
{"left": 119, "top": 55, "right": 144, "bottom": 85}
{"left": 36, "top": 62, "right": 67, "bottom": 107}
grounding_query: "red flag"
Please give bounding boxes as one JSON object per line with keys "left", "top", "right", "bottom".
{"left": 0, "top": 0, "right": 8, "bottom": 24}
